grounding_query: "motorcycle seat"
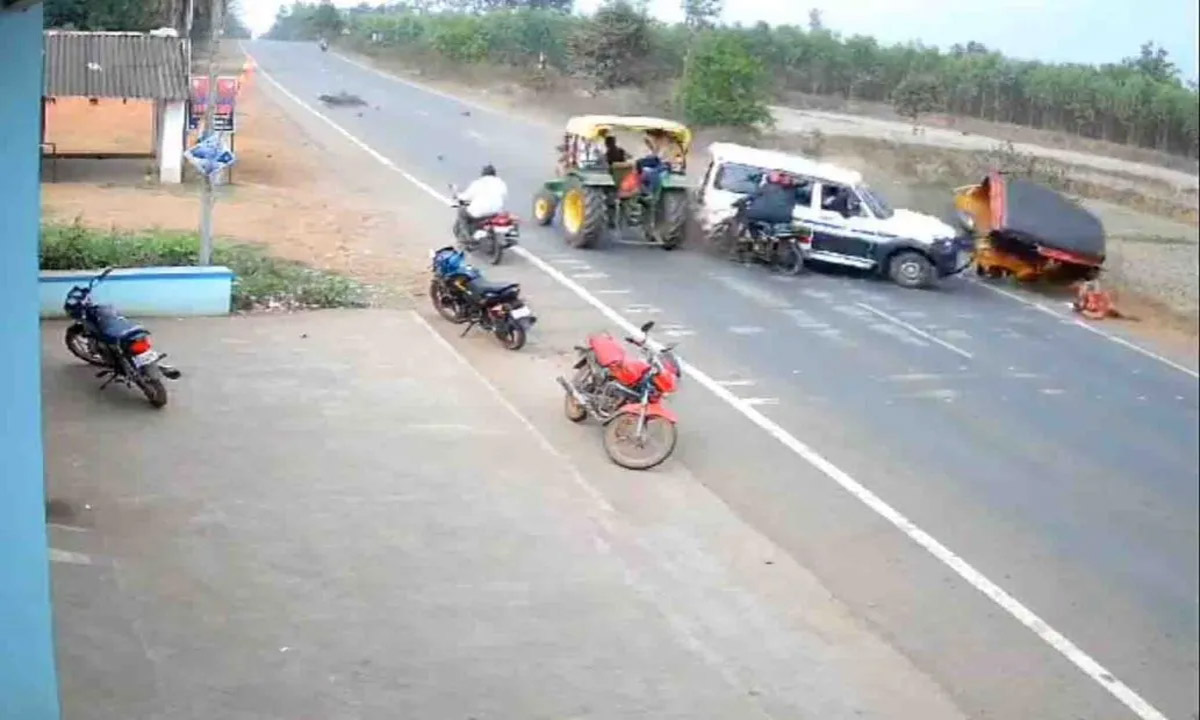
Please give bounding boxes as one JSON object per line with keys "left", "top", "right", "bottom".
{"left": 466, "top": 278, "right": 520, "bottom": 299}
{"left": 91, "top": 305, "right": 144, "bottom": 342}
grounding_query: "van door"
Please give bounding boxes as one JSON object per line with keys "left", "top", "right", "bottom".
{"left": 804, "top": 182, "right": 876, "bottom": 267}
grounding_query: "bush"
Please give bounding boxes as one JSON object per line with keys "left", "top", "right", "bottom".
{"left": 40, "top": 223, "right": 367, "bottom": 311}
{"left": 569, "top": 0, "right": 653, "bottom": 89}
{"left": 677, "top": 33, "right": 772, "bottom": 128}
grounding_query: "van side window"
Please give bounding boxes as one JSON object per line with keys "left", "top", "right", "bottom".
{"left": 794, "top": 178, "right": 814, "bottom": 208}
{"left": 713, "top": 163, "right": 762, "bottom": 195}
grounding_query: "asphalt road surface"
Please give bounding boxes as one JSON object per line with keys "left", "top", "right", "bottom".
{"left": 245, "top": 41, "right": 1199, "bottom": 720}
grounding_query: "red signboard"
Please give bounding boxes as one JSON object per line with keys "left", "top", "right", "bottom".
{"left": 189, "top": 76, "right": 239, "bottom": 132}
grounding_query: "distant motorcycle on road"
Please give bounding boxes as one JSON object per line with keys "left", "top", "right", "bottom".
{"left": 318, "top": 38, "right": 328, "bottom": 52}
{"left": 63, "top": 267, "right": 182, "bottom": 408}
{"left": 558, "top": 320, "right": 681, "bottom": 470}
{"left": 428, "top": 246, "right": 536, "bottom": 351}
{"left": 449, "top": 183, "right": 520, "bottom": 265}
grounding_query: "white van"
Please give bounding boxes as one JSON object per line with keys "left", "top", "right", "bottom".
{"left": 697, "top": 142, "right": 973, "bottom": 288}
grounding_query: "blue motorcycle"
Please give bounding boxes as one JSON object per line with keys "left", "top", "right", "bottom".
{"left": 63, "top": 268, "right": 182, "bottom": 408}
{"left": 428, "top": 246, "right": 536, "bottom": 351}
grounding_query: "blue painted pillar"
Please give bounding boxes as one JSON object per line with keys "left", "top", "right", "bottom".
{"left": 0, "top": 4, "right": 62, "bottom": 720}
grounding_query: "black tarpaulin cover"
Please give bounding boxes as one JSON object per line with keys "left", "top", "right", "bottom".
{"left": 987, "top": 173, "right": 1106, "bottom": 260}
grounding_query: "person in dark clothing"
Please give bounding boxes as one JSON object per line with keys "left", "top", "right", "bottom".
{"left": 743, "top": 172, "right": 801, "bottom": 226}
{"left": 604, "top": 135, "right": 629, "bottom": 165}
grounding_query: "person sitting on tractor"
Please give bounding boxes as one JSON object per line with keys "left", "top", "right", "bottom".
{"left": 604, "top": 135, "right": 630, "bottom": 166}
{"left": 635, "top": 129, "right": 675, "bottom": 196}
{"left": 456, "top": 164, "right": 508, "bottom": 234}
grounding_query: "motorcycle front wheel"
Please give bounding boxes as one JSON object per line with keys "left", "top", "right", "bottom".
{"left": 603, "top": 414, "right": 677, "bottom": 470}
{"left": 65, "top": 324, "right": 108, "bottom": 366}
{"left": 429, "top": 279, "right": 467, "bottom": 324}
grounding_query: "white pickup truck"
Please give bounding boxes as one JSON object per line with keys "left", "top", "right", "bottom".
{"left": 697, "top": 142, "right": 973, "bottom": 288}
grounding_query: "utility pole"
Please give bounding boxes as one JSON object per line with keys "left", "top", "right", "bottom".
{"left": 198, "top": 0, "right": 222, "bottom": 265}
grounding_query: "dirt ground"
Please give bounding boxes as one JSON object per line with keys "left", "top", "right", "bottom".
{"left": 40, "top": 64, "right": 429, "bottom": 306}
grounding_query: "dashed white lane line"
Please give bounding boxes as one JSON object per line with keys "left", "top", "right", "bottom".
{"left": 250, "top": 54, "right": 1169, "bottom": 720}
{"left": 50, "top": 548, "right": 93, "bottom": 565}
{"left": 571, "top": 272, "right": 609, "bottom": 280}
{"left": 971, "top": 279, "right": 1198, "bottom": 379}
{"left": 595, "top": 288, "right": 632, "bottom": 295}
{"left": 465, "top": 129, "right": 487, "bottom": 143}
{"left": 623, "top": 304, "right": 662, "bottom": 315}
{"left": 741, "top": 397, "right": 780, "bottom": 407}
{"left": 858, "top": 303, "right": 975, "bottom": 360}
{"left": 717, "top": 379, "right": 757, "bottom": 388}
{"left": 728, "top": 325, "right": 765, "bottom": 335}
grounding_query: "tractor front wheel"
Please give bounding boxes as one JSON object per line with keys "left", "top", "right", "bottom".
{"left": 532, "top": 189, "right": 557, "bottom": 226}
{"left": 561, "top": 179, "right": 608, "bottom": 249}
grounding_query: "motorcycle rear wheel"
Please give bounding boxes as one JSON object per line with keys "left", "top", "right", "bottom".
{"left": 65, "top": 324, "right": 107, "bottom": 367}
{"left": 496, "top": 322, "right": 526, "bottom": 351}
{"left": 488, "top": 233, "right": 504, "bottom": 265}
{"left": 603, "top": 414, "right": 677, "bottom": 470}
{"left": 135, "top": 367, "right": 168, "bottom": 409}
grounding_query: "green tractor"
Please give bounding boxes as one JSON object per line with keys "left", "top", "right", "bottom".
{"left": 531, "top": 115, "right": 693, "bottom": 250}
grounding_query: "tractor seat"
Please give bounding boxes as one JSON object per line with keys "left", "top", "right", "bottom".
{"left": 467, "top": 278, "right": 520, "bottom": 299}
{"left": 91, "top": 305, "right": 143, "bottom": 341}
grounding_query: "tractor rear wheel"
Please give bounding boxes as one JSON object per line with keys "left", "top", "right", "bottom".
{"left": 561, "top": 179, "right": 608, "bottom": 249}
{"left": 656, "top": 189, "right": 689, "bottom": 250}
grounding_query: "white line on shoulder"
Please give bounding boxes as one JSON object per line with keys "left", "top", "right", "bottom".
{"left": 248, "top": 51, "right": 1169, "bottom": 720}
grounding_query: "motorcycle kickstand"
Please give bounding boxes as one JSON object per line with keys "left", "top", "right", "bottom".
{"left": 459, "top": 320, "right": 477, "bottom": 338}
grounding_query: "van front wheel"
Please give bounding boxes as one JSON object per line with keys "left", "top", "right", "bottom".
{"left": 888, "top": 250, "right": 935, "bottom": 289}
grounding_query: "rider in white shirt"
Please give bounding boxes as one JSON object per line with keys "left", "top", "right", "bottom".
{"left": 457, "top": 165, "right": 508, "bottom": 226}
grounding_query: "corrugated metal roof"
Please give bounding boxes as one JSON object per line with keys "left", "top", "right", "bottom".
{"left": 44, "top": 31, "right": 190, "bottom": 100}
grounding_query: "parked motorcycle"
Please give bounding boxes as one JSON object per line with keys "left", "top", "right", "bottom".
{"left": 428, "top": 246, "right": 536, "bottom": 351}
{"left": 448, "top": 183, "right": 520, "bottom": 265}
{"left": 557, "top": 320, "right": 681, "bottom": 470}
{"left": 63, "top": 267, "right": 182, "bottom": 408}
{"left": 711, "top": 196, "right": 809, "bottom": 275}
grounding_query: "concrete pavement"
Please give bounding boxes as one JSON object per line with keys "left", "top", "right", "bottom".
{"left": 242, "top": 40, "right": 1198, "bottom": 720}
{"left": 44, "top": 310, "right": 966, "bottom": 719}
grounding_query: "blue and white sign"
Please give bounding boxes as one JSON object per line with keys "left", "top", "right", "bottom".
{"left": 184, "top": 132, "right": 236, "bottom": 178}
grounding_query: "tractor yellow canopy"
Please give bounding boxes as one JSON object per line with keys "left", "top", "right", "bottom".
{"left": 564, "top": 115, "right": 692, "bottom": 151}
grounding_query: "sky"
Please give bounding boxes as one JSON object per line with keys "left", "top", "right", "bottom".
{"left": 239, "top": 0, "right": 1200, "bottom": 81}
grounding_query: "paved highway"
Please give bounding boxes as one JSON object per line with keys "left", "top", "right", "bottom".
{"left": 246, "top": 41, "right": 1198, "bottom": 720}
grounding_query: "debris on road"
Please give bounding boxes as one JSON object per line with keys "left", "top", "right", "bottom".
{"left": 318, "top": 91, "right": 366, "bottom": 107}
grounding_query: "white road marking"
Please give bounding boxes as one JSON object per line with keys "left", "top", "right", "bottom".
{"left": 465, "top": 129, "right": 486, "bottom": 143}
{"left": 47, "top": 522, "right": 89, "bottom": 533}
{"left": 595, "top": 288, "right": 632, "bottom": 295}
{"left": 1040, "top": 389, "right": 1066, "bottom": 396}
{"left": 870, "top": 323, "right": 929, "bottom": 347}
{"left": 251, "top": 55, "right": 1170, "bottom": 720}
{"left": 717, "top": 379, "right": 757, "bottom": 388}
{"left": 887, "top": 373, "right": 947, "bottom": 382}
{"left": 781, "top": 308, "right": 829, "bottom": 329}
{"left": 741, "top": 397, "right": 780, "bottom": 406}
{"left": 660, "top": 324, "right": 696, "bottom": 338}
{"left": 728, "top": 325, "right": 765, "bottom": 335}
{"left": 49, "top": 548, "right": 93, "bottom": 565}
{"left": 859, "top": 303, "right": 974, "bottom": 359}
{"left": 623, "top": 304, "right": 662, "bottom": 315}
{"left": 971, "top": 279, "right": 1199, "bottom": 379}
{"left": 901, "top": 388, "right": 959, "bottom": 402}
{"left": 571, "top": 272, "right": 609, "bottom": 280}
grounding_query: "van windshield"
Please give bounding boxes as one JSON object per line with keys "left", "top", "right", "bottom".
{"left": 859, "top": 185, "right": 895, "bottom": 219}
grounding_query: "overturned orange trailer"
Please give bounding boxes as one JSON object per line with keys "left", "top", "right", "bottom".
{"left": 954, "top": 172, "right": 1105, "bottom": 282}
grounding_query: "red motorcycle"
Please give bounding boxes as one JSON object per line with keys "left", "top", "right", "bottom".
{"left": 557, "top": 321, "right": 682, "bottom": 470}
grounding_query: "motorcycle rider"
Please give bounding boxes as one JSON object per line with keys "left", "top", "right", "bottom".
{"left": 743, "top": 171, "right": 801, "bottom": 227}
{"left": 455, "top": 164, "right": 508, "bottom": 238}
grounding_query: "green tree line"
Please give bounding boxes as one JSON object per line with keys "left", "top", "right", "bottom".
{"left": 273, "top": 1, "right": 1197, "bottom": 158}
{"left": 44, "top": 0, "right": 251, "bottom": 40}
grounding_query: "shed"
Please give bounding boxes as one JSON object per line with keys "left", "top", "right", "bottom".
{"left": 42, "top": 30, "right": 190, "bottom": 183}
